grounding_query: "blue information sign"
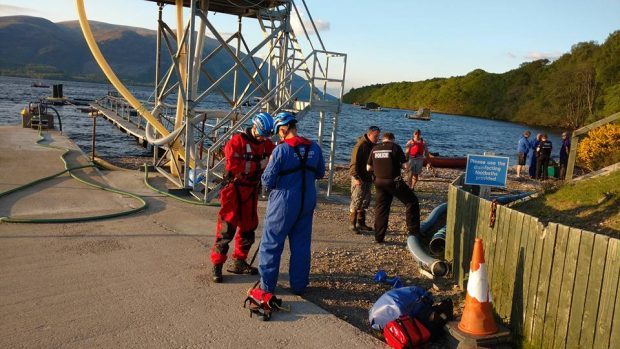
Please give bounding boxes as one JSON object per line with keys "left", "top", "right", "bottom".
{"left": 464, "top": 154, "right": 509, "bottom": 188}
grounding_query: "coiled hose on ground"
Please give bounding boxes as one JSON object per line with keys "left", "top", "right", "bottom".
{"left": 0, "top": 130, "right": 147, "bottom": 223}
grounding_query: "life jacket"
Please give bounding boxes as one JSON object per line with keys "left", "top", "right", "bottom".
{"left": 226, "top": 130, "right": 272, "bottom": 184}
{"left": 408, "top": 139, "right": 426, "bottom": 158}
{"left": 277, "top": 138, "right": 319, "bottom": 223}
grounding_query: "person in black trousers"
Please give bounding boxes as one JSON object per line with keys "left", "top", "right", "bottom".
{"left": 366, "top": 132, "right": 421, "bottom": 243}
{"left": 536, "top": 134, "right": 553, "bottom": 180}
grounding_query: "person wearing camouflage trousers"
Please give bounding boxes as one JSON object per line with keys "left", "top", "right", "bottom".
{"left": 349, "top": 126, "right": 381, "bottom": 233}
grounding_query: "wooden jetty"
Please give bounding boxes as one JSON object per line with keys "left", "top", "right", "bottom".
{"left": 90, "top": 101, "right": 148, "bottom": 147}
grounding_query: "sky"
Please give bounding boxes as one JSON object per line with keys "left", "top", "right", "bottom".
{"left": 1, "top": 0, "right": 619, "bottom": 90}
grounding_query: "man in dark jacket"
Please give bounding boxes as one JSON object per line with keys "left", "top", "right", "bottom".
{"left": 349, "top": 126, "right": 380, "bottom": 233}
{"left": 366, "top": 132, "right": 421, "bottom": 243}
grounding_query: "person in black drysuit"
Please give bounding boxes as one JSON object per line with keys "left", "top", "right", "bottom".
{"left": 366, "top": 132, "right": 421, "bottom": 243}
{"left": 535, "top": 134, "right": 553, "bottom": 180}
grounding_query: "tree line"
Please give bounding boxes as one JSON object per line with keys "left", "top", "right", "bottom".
{"left": 343, "top": 31, "right": 620, "bottom": 129}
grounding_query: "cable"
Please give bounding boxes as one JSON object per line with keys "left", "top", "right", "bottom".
{"left": 143, "top": 164, "right": 220, "bottom": 206}
{"left": 0, "top": 130, "right": 147, "bottom": 223}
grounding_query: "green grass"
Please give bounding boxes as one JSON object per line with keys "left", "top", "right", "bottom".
{"left": 515, "top": 171, "right": 620, "bottom": 237}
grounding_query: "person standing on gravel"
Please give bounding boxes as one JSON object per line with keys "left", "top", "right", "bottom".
{"left": 366, "top": 132, "right": 421, "bottom": 243}
{"left": 516, "top": 130, "right": 531, "bottom": 178}
{"left": 535, "top": 134, "right": 553, "bottom": 180}
{"left": 258, "top": 112, "right": 325, "bottom": 296}
{"left": 529, "top": 133, "right": 542, "bottom": 179}
{"left": 211, "top": 113, "right": 275, "bottom": 283}
{"left": 404, "top": 129, "right": 429, "bottom": 189}
{"left": 348, "top": 125, "right": 381, "bottom": 233}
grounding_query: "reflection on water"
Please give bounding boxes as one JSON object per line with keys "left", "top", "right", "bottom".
{"left": 0, "top": 76, "right": 561, "bottom": 165}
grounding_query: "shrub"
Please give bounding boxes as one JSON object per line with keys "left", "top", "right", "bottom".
{"left": 577, "top": 123, "right": 620, "bottom": 170}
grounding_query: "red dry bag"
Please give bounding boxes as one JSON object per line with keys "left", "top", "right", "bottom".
{"left": 383, "top": 315, "right": 431, "bottom": 349}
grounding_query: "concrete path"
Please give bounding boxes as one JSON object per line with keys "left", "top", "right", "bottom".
{"left": 0, "top": 126, "right": 382, "bottom": 348}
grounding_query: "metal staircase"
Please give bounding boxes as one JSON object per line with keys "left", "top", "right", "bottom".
{"left": 92, "top": 0, "right": 346, "bottom": 202}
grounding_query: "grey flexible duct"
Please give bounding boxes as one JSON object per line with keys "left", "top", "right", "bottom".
{"left": 407, "top": 202, "right": 449, "bottom": 277}
{"left": 425, "top": 192, "right": 534, "bottom": 257}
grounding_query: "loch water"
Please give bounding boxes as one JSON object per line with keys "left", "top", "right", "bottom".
{"left": 0, "top": 76, "right": 561, "bottom": 165}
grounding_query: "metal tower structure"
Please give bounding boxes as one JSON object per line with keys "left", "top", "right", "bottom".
{"left": 79, "top": 0, "right": 346, "bottom": 202}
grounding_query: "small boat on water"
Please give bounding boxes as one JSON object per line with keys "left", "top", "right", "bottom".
{"left": 31, "top": 81, "right": 50, "bottom": 88}
{"left": 423, "top": 155, "right": 467, "bottom": 168}
{"left": 405, "top": 108, "right": 431, "bottom": 121}
{"left": 361, "top": 102, "right": 381, "bottom": 110}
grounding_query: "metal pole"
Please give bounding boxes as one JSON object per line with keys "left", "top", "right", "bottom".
{"left": 327, "top": 112, "right": 338, "bottom": 197}
{"left": 278, "top": 3, "right": 291, "bottom": 107}
{"left": 233, "top": 16, "right": 242, "bottom": 107}
{"left": 91, "top": 115, "right": 97, "bottom": 160}
{"left": 183, "top": 0, "right": 197, "bottom": 188}
{"left": 155, "top": 3, "right": 163, "bottom": 99}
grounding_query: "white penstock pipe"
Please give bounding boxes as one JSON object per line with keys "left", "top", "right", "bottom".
{"left": 75, "top": 0, "right": 193, "bottom": 168}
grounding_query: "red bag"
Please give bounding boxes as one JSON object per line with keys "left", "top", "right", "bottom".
{"left": 383, "top": 315, "right": 431, "bottom": 349}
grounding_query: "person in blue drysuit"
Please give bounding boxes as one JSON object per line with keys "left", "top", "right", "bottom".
{"left": 258, "top": 112, "right": 326, "bottom": 295}
{"left": 516, "top": 130, "right": 531, "bottom": 178}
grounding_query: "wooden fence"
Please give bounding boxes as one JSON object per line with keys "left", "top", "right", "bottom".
{"left": 445, "top": 176, "right": 620, "bottom": 348}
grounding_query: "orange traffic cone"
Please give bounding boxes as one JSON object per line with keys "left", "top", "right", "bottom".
{"left": 458, "top": 238, "right": 498, "bottom": 336}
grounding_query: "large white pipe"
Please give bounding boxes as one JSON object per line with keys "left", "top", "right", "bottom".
{"left": 76, "top": 0, "right": 194, "bottom": 168}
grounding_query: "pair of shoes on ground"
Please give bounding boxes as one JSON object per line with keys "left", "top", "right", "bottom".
{"left": 212, "top": 259, "right": 257, "bottom": 283}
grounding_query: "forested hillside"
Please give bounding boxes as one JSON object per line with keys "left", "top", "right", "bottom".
{"left": 344, "top": 31, "right": 620, "bottom": 129}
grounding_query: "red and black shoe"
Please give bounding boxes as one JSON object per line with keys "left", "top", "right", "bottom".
{"left": 228, "top": 259, "right": 258, "bottom": 275}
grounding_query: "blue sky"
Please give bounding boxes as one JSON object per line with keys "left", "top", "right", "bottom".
{"left": 1, "top": 0, "right": 619, "bottom": 89}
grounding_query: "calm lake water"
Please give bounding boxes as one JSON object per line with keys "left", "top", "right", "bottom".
{"left": 0, "top": 76, "right": 561, "bottom": 165}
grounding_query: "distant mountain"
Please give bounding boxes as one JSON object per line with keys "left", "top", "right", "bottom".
{"left": 0, "top": 16, "right": 268, "bottom": 93}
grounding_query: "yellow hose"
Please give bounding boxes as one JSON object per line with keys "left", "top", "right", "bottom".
{"left": 75, "top": 0, "right": 194, "bottom": 169}
{"left": 170, "top": 0, "right": 188, "bottom": 176}
{"left": 175, "top": 0, "right": 187, "bottom": 132}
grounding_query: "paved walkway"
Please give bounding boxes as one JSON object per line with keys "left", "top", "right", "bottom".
{"left": 0, "top": 126, "right": 382, "bottom": 348}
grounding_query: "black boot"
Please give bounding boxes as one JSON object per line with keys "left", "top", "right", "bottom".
{"left": 349, "top": 211, "right": 359, "bottom": 233}
{"left": 212, "top": 264, "right": 223, "bottom": 283}
{"left": 228, "top": 259, "right": 258, "bottom": 275}
{"left": 357, "top": 210, "right": 373, "bottom": 232}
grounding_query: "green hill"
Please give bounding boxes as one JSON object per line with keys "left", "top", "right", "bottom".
{"left": 344, "top": 31, "right": 620, "bottom": 129}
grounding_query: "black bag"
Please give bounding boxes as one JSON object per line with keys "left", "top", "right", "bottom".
{"left": 420, "top": 298, "right": 454, "bottom": 339}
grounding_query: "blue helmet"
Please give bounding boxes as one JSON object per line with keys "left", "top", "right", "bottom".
{"left": 252, "top": 112, "right": 274, "bottom": 137}
{"left": 273, "top": 112, "right": 297, "bottom": 134}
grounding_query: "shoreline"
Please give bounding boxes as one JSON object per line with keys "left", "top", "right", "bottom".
{"left": 348, "top": 102, "right": 566, "bottom": 134}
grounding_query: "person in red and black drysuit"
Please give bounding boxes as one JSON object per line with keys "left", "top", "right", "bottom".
{"left": 211, "top": 112, "right": 275, "bottom": 283}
